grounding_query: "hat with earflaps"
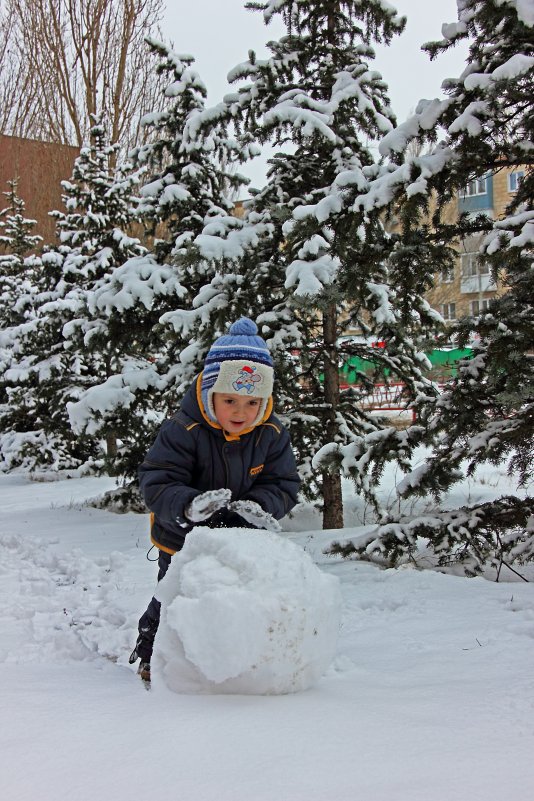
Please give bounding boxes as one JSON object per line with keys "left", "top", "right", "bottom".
{"left": 200, "top": 318, "right": 274, "bottom": 423}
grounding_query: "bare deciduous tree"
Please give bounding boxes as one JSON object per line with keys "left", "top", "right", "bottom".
{"left": 0, "top": 1, "right": 42, "bottom": 137}
{"left": 1, "top": 0, "right": 167, "bottom": 151}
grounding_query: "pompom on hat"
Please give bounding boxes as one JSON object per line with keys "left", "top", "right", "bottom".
{"left": 201, "top": 318, "right": 274, "bottom": 424}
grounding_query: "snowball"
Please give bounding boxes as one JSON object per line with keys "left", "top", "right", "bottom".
{"left": 152, "top": 528, "right": 341, "bottom": 695}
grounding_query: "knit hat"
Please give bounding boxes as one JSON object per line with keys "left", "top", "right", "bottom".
{"left": 201, "top": 318, "right": 274, "bottom": 424}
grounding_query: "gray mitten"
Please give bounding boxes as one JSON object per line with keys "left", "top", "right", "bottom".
{"left": 229, "top": 499, "right": 281, "bottom": 532}
{"left": 185, "top": 488, "right": 232, "bottom": 523}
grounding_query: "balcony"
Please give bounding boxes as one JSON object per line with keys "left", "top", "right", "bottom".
{"left": 460, "top": 252, "right": 496, "bottom": 294}
{"left": 458, "top": 175, "right": 493, "bottom": 213}
{"left": 460, "top": 273, "right": 496, "bottom": 293}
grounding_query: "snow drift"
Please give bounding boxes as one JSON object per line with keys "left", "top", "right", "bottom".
{"left": 152, "top": 527, "right": 342, "bottom": 695}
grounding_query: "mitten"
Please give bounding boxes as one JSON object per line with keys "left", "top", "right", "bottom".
{"left": 184, "top": 488, "right": 232, "bottom": 523}
{"left": 229, "top": 499, "right": 281, "bottom": 532}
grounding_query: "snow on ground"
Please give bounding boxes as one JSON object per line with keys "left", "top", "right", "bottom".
{"left": 1, "top": 469, "right": 534, "bottom": 801}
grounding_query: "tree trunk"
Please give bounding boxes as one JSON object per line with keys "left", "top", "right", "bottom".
{"left": 106, "top": 432, "right": 118, "bottom": 459}
{"left": 318, "top": 7, "right": 343, "bottom": 529}
{"left": 322, "top": 303, "right": 344, "bottom": 529}
{"left": 105, "top": 352, "right": 118, "bottom": 468}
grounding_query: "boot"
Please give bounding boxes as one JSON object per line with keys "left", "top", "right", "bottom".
{"left": 129, "top": 638, "right": 151, "bottom": 684}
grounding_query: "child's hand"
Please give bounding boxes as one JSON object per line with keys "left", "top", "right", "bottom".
{"left": 229, "top": 500, "right": 281, "bottom": 532}
{"left": 185, "top": 488, "right": 232, "bottom": 523}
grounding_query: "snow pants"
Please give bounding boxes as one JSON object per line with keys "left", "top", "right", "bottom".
{"left": 135, "top": 550, "right": 173, "bottom": 662}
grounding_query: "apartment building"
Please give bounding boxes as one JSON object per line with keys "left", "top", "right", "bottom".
{"left": 425, "top": 166, "right": 526, "bottom": 323}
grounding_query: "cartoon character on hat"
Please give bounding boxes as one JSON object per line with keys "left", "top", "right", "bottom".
{"left": 232, "top": 365, "right": 263, "bottom": 394}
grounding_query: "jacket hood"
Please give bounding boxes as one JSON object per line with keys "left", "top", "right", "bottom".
{"left": 180, "top": 378, "right": 208, "bottom": 425}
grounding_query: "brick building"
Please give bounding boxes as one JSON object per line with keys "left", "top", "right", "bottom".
{"left": 425, "top": 166, "right": 526, "bottom": 323}
{"left": 0, "top": 134, "right": 78, "bottom": 245}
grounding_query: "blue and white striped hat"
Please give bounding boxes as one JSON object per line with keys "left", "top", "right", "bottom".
{"left": 201, "top": 318, "right": 274, "bottom": 423}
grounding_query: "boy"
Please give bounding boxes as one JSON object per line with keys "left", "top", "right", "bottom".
{"left": 129, "top": 318, "right": 301, "bottom": 682}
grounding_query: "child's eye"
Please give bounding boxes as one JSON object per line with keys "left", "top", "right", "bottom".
{"left": 249, "top": 399, "right": 260, "bottom": 406}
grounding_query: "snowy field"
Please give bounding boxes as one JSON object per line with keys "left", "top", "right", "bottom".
{"left": 1, "top": 467, "right": 534, "bottom": 801}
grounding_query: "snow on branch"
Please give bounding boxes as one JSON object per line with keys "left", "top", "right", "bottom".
{"left": 160, "top": 285, "right": 230, "bottom": 334}
{"left": 366, "top": 282, "right": 397, "bottom": 325}
{"left": 448, "top": 100, "right": 490, "bottom": 137}
{"left": 464, "top": 54, "right": 534, "bottom": 90}
{"left": 379, "top": 99, "right": 451, "bottom": 156}
{"left": 329, "top": 496, "right": 534, "bottom": 576}
{"left": 67, "top": 364, "right": 164, "bottom": 435}
{"left": 372, "top": 148, "right": 453, "bottom": 206}
{"left": 90, "top": 255, "right": 187, "bottom": 313}
{"left": 495, "top": 0, "right": 534, "bottom": 27}
{"left": 328, "top": 68, "right": 394, "bottom": 135}
{"left": 194, "top": 216, "right": 274, "bottom": 262}
{"left": 293, "top": 195, "right": 343, "bottom": 224}
{"left": 483, "top": 210, "right": 534, "bottom": 253}
{"left": 263, "top": 104, "right": 337, "bottom": 143}
{"left": 183, "top": 103, "right": 231, "bottom": 150}
{"left": 285, "top": 254, "right": 340, "bottom": 297}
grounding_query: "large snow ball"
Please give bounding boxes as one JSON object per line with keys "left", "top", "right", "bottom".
{"left": 152, "top": 527, "right": 342, "bottom": 695}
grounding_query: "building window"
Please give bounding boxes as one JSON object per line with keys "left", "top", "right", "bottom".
{"left": 460, "top": 177, "right": 487, "bottom": 197}
{"left": 441, "top": 303, "right": 456, "bottom": 320}
{"left": 471, "top": 299, "right": 490, "bottom": 316}
{"left": 461, "top": 252, "right": 489, "bottom": 278}
{"left": 508, "top": 170, "right": 524, "bottom": 192}
{"left": 441, "top": 265, "right": 454, "bottom": 283}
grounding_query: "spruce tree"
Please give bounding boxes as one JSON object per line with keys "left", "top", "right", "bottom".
{"left": 334, "top": 0, "right": 534, "bottom": 574}
{"left": 0, "top": 245, "right": 91, "bottom": 473}
{"left": 0, "top": 121, "right": 145, "bottom": 475}
{"left": 0, "top": 180, "right": 44, "bottom": 470}
{"left": 56, "top": 120, "right": 151, "bottom": 478}
{"left": 68, "top": 40, "right": 249, "bottom": 495}
{"left": 197, "top": 0, "right": 447, "bottom": 527}
{"left": 0, "top": 178, "right": 42, "bottom": 335}
{"left": 135, "top": 37, "right": 249, "bottom": 396}
{"left": 0, "top": 179, "right": 42, "bottom": 258}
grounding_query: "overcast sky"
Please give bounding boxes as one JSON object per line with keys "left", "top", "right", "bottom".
{"left": 163, "top": 0, "right": 468, "bottom": 188}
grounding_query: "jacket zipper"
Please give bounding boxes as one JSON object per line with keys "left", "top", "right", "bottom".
{"left": 222, "top": 443, "right": 231, "bottom": 492}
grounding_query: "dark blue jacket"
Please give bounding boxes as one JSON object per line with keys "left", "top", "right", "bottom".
{"left": 138, "top": 375, "right": 301, "bottom": 554}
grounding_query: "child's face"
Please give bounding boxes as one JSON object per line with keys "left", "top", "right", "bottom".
{"left": 213, "top": 392, "right": 262, "bottom": 433}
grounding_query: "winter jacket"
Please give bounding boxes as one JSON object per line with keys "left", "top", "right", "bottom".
{"left": 138, "top": 374, "right": 301, "bottom": 554}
